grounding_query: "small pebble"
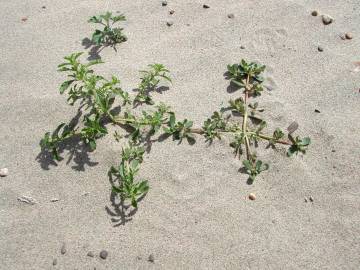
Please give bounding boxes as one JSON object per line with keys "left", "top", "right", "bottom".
{"left": 331, "top": 149, "right": 336, "bottom": 152}
{"left": 318, "top": 46, "right": 324, "bottom": 52}
{"left": 311, "top": 10, "right": 318, "bottom": 16}
{"left": 309, "top": 196, "right": 314, "bottom": 202}
{"left": 345, "top": 32, "right": 353, "bottom": 40}
{"left": 42, "top": 6, "right": 46, "bottom": 9}
{"left": 304, "top": 198, "right": 308, "bottom": 203}
{"left": 249, "top": 193, "right": 256, "bottom": 200}
{"left": 0, "top": 168, "right": 8, "bottom": 177}
{"left": 203, "top": 4, "right": 210, "bottom": 9}
{"left": 314, "top": 109, "right": 321, "bottom": 113}
{"left": 161, "top": 1, "right": 167, "bottom": 6}
{"left": 100, "top": 250, "right": 108, "bottom": 260}
{"left": 240, "top": 45, "right": 245, "bottom": 49}
{"left": 87, "top": 251, "right": 94, "bottom": 257}
{"left": 148, "top": 254, "right": 155, "bottom": 263}
{"left": 52, "top": 258, "right": 57, "bottom": 266}
{"left": 166, "top": 21, "right": 173, "bottom": 27}
{"left": 17, "top": 195, "right": 37, "bottom": 205}
{"left": 21, "top": 17, "right": 28, "bottom": 22}
{"left": 61, "top": 243, "right": 66, "bottom": 255}
{"left": 227, "top": 13, "right": 234, "bottom": 19}
{"left": 50, "top": 198, "right": 59, "bottom": 202}
{"left": 169, "top": 10, "right": 175, "bottom": 15}
{"left": 322, "top": 14, "right": 333, "bottom": 25}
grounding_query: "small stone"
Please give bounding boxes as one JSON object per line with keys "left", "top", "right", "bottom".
{"left": 87, "top": 251, "right": 94, "bottom": 257}
{"left": 100, "top": 250, "right": 108, "bottom": 259}
{"left": 17, "top": 195, "right": 37, "bottom": 205}
{"left": 287, "top": 121, "right": 299, "bottom": 134}
{"left": 304, "top": 198, "right": 308, "bottom": 202}
{"left": 42, "top": 6, "right": 46, "bottom": 9}
{"left": 227, "top": 13, "right": 234, "bottom": 19}
{"left": 322, "top": 14, "right": 334, "bottom": 25}
{"left": 331, "top": 149, "right": 336, "bottom": 152}
{"left": 345, "top": 32, "right": 353, "bottom": 40}
{"left": 314, "top": 109, "right": 321, "bottom": 113}
{"left": 249, "top": 193, "right": 256, "bottom": 200}
{"left": 311, "top": 10, "right": 318, "bottom": 16}
{"left": 50, "top": 198, "right": 59, "bottom": 202}
{"left": 61, "top": 243, "right": 66, "bottom": 255}
{"left": 21, "top": 17, "right": 28, "bottom": 22}
{"left": 0, "top": 168, "right": 8, "bottom": 177}
{"left": 318, "top": 46, "right": 324, "bottom": 52}
{"left": 203, "top": 4, "right": 210, "bottom": 9}
{"left": 148, "top": 254, "right": 155, "bottom": 263}
{"left": 169, "top": 10, "right": 175, "bottom": 15}
{"left": 83, "top": 192, "right": 89, "bottom": 196}
{"left": 309, "top": 196, "right": 314, "bottom": 202}
{"left": 52, "top": 258, "right": 57, "bottom": 266}
{"left": 162, "top": 1, "right": 167, "bottom": 6}
{"left": 240, "top": 45, "right": 245, "bottom": 49}
{"left": 166, "top": 21, "right": 173, "bottom": 27}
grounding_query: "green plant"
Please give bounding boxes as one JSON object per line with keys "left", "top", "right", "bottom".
{"left": 88, "top": 12, "right": 127, "bottom": 46}
{"left": 110, "top": 144, "right": 149, "bottom": 208}
{"left": 198, "top": 59, "right": 311, "bottom": 182}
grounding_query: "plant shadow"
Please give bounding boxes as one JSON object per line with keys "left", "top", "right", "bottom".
{"left": 36, "top": 109, "right": 99, "bottom": 171}
{"left": 223, "top": 71, "right": 240, "bottom": 93}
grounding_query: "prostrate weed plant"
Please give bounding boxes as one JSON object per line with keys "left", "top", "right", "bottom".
{"left": 198, "top": 60, "right": 311, "bottom": 182}
{"left": 40, "top": 13, "right": 310, "bottom": 210}
{"left": 88, "top": 12, "right": 127, "bottom": 47}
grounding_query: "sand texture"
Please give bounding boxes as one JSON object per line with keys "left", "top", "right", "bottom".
{"left": 0, "top": 0, "right": 359, "bottom": 269}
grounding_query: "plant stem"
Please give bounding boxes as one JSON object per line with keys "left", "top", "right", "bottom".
{"left": 243, "top": 75, "right": 251, "bottom": 160}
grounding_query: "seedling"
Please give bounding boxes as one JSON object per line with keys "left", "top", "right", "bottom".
{"left": 88, "top": 12, "right": 127, "bottom": 46}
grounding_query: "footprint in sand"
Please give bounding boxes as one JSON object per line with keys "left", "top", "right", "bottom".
{"left": 250, "top": 28, "right": 288, "bottom": 55}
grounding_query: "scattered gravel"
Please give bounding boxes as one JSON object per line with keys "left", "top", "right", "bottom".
{"left": 148, "top": 254, "right": 155, "bottom": 263}
{"left": 249, "top": 193, "right": 256, "bottom": 200}
{"left": 17, "top": 195, "right": 37, "bottom": 205}
{"left": 311, "top": 10, "right": 318, "bottom": 16}
{"left": 61, "top": 243, "right": 66, "bottom": 255}
{"left": 100, "top": 250, "right": 108, "bottom": 259}
{"left": 166, "top": 21, "right": 174, "bottom": 27}
{"left": 322, "top": 14, "right": 333, "bottom": 25}
{"left": 345, "top": 32, "right": 353, "bottom": 39}
{"left": 0, "top": 168, "right": 8, "bottom": 177}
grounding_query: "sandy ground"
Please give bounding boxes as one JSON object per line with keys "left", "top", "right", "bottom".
{"left": 0, "top": 0, "right": 359, "bottom": 269}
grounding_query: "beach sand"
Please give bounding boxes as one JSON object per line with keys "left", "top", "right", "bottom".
{"left": 0, "top": 0, "right": 359, "bottom": 269}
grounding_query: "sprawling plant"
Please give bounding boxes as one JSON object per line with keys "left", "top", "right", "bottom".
{"left": 88, "top": 12, "right": 127, "bottom": 46}
{"left": 41, "top": 54, "right": 310, "bottom": 210}
{"left": 199, "top": 60, "right": 311, "bottom": 182}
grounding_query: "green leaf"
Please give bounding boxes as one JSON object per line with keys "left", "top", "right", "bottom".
{"left": 59, "top": 80, "right": 75, "bottom": 94}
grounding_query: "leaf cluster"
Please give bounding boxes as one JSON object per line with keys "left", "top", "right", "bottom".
{"left": 88, "top": 12, "right": 127, "bottom": 46}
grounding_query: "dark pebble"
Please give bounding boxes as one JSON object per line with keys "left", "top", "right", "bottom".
{"left": 166, "top": 21, "right": 173, "bottom": 27}
{"left": 169, "top": 10, "right": 175, "bottom": 15}
{"left": 87, "top": 251, "right": 94, "bottom": 257}
{"left": 318, "top": 46, "right": 324, "bottom": 52}
{"left": 162, "top": 1, "right": 167, "bottom": 6}
{"left": 311, "top": 10, "right": 318, "bottom": 16}
{"left": 60, "top": 243, "right": 66, "bottom": 255}
{"left": 240, "top": 45, "right": 245, "bottom": 49}
{"left": 148, "top": 254, "right": 155, "bottom": 263}
{"left": 21, "top": 17, "right": 28, "bottom": 22}
{"left": 314, "top": 109, "right": 320, "bottom": 113}
{"left": 322, "top": 14, "right": 333, "bottom": 25}
{"left": 100, "top": 250, "right": 108, "bottom": 260}
{"left": 42, "top": 6, "right": 46, "bottom": 9}
{"left": 309, "top": 196, "right": 314, "bottom": 202}
{"left": 227, "top": 13, "right": 234, "bottom": 19}
{"left": 203, "top": 4, "right": 210, "bottom": 9}
{"left": 53, "top": 258, "right": 57, "bottom": 266}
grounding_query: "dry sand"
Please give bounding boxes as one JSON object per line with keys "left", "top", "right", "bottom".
{"left": 1, "top": 0, "right": 359, "bottom": 269}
